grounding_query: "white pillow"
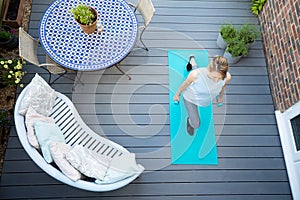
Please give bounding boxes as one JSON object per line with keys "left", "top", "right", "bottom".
{"left": 49, "top": 142, "right": 81, "bottom": 181}
{"left": 25, "top": 106, "right": 55, "bottom": 149}
{"left": 66, "top": 145, "right": 110, "bottom": 181}
{"left": 19, "top": 73, "right": 56, "bottom": 116}
{"left": 96, "top": 153, "right": 144, "bottom": 184}
{"left": 34, "top": 121, "right": 65, "bottom": 163}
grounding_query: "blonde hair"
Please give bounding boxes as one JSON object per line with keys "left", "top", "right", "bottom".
{"left": 208, "top": 56, "right": 229, "bottom": 80}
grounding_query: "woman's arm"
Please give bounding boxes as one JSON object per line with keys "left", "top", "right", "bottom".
{"left": 217, "top": 72, "right": 231, "bottom": 103}
{"left": 173, "top": 70, "right": 198, "bottom": 102}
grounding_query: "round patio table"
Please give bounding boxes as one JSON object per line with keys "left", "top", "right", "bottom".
{"left": 39, "top": 0, "right": 138, "bottom": 71}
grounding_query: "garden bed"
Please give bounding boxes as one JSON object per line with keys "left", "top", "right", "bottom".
{"left": 0, "top": 0, "right": 32, "bottom": 176}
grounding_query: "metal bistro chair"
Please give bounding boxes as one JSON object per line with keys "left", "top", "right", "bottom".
{"left": 18, "top": 27, "right": 73, "bottom": 85}
{"left": 113, "top": 0, "right": 155, "bottom": 80}
{"left": 128, "top": 0, "right": 155, "bottom": 51}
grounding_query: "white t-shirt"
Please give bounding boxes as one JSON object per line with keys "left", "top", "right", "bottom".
{"left": 182, "top": 68, "right": 226, "bottom": 106}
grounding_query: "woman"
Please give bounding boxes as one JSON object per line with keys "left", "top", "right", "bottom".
{"left": 173, "top": 55, "right": 231, "bottom": 136}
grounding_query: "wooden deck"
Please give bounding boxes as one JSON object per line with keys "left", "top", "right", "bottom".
{"left": 0, "top": 0, "right": 292, "bottom": 199}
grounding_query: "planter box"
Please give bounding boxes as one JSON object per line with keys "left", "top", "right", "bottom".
{"left": 0, "top": 0, "right": 7, "bottom": 21}
{"left": 2, "top": 0, "right": 25, "bottom": 28}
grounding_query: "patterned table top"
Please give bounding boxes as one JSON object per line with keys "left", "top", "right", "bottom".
{"left": 39, "top": 0, "right": 138, "bottom": 71}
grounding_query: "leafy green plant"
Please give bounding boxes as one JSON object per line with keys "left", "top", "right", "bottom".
{"left": 70, "top": 4, "right": 97, "bottom": 25}
{"left": 220, "top": 24, "right": 238, "bottom": 43}
{"left": 0, "top": 26, "right": 13, "bottom": 42}
{"left": 239, "top": 24, "right": 259, "bottom": 44}
{"left": 226, "top": 39, "right": 249, "bottom": 57}
{"left": 250, "top": 0, "right": 267, "bottom": 15}
{"left": 224, "top": 23, "right": 260, "bottom": 57}
{"left": 0, "top": 59, "right": 26, "bottom": 87}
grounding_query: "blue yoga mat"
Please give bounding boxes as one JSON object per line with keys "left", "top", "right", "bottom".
{"left": 168, "top": 49, "right": 218, "bottom": 165}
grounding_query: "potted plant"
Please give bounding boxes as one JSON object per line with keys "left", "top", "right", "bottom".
{"left": 0, "top": 24, "right": 18, "bottom": 50}
{"left": 70, "top": 4, "right": 98, "bottom": 34}
{"left": 239, "top": 24, "right": 259, "bottom": 48}
{"left": 217, "top": 23, "right": 238, "bottom": 49}
{"left": 223, "top": 39, "right": 248, "bottom": 64}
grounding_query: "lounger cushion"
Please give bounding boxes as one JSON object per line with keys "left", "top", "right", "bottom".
{"left": 96, "top": 152, "right": 143, "bottom": 184}
{"left": 25, "top": 107, "right": 55, "bottom": 149}
{"left": 66, "top": 145, "right": 110, "bottom": 181}
{"left": 34, "top": 121, "right": 65, "bottom": 163}
{"left": 49, "top": 142, "right": 81, "bottom": 181}
{"left": 19, "top": 73, "right": 56, "bottom": 116}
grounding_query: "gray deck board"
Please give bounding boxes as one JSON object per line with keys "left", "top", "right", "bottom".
{"left": 0, "top": 0, "right": 291, "bottom": 199}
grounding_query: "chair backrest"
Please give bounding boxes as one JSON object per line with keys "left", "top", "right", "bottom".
{"left": 136, "top": 0, "right": 155, "bottom": 27}
{"left": 19, "top": 27, "right": 41, "bottom": 66}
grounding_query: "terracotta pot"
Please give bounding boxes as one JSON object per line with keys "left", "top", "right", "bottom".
{"left": 76, "top": 7, "right": 98, "bottom": 34}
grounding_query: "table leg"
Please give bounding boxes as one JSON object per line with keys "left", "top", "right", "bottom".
{"left": 72, "top": 71, "right": 84, "bottom": 91}
{"left": 115, "top": 64, "right": 131, "bottom": 80}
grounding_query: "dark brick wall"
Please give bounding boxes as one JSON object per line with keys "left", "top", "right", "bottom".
{"left": 258, "top": 0, "right": 300, "bottom": 111}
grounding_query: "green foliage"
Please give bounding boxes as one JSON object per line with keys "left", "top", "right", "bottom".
{"left": 0, "top": 27, "right": 12, "bottom": 41}
{"left": 222, "top": 23, "right": 260, "bottom": 57}
{"left": 239, "top": 24, "right": 259, "bottom": 44}
{"left": 250, "top": 0, "right": 267, "bottom": 15}
{"left": 70, "top": 4, "right": 96, "bottom": 25}
{"left": 220, "top": 24, "right": 238, "bottom": 43}
{"left": 0, "top": 59, "right": 26, "bottom": 87}
{"left": 226, "top": 39, "right": 249, "bottom": 57}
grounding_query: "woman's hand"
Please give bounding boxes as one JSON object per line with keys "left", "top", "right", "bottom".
{"left": 173, "top": 94, "right": 180, "bottom": 102}
{"left": 173, "top": 70, "right": 197, "bottom": 103}
{"left": 216, "top": 95, "right": 223, "bottom": 107}
{"left": 216, "top": 95, "right": 223, "bottom": 103}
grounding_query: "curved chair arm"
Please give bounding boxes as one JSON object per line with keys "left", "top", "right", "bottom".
{"left": 39, "top": 63, "right": 59, "bottom": 67}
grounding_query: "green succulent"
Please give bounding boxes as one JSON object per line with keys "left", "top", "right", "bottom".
{"left": 250, "top": 0, "right": 267, "bottom": 15}
{"left": 70, "top": 4, "right": 96, "bottom": 25}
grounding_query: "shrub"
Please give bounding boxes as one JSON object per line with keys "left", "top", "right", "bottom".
{"left": 239, "top": 24, "right": 259, "bottom": 44}
{"left": 220, "top": 24, "right": 238, "bottom": 43}
{"left": 226, "top": 39, "right": 249, "bottom": 57}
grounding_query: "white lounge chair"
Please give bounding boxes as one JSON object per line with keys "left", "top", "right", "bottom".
{"left": 14, "top": 86, "right": 144, "bottom": 192}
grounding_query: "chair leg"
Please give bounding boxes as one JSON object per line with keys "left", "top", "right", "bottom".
{"left": 72, "top": 72, "right": 84, "bottom": 91}
{"left": 138, "top": 29, "right": 148, "bottom": 51}
{"left": 49, "top": 72, "right": 77, "bottom": 86}
{"left": 48, "top": 73, "right": 52, "bottom": 84}
{"left": 49, "top": 73, "right": 64, "bottom": 85}
{"left": 140, "top": 38, "right": 148, "bottom": 51}
{"left": 115, "top": 63, "right": 131, "bottom": 80}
